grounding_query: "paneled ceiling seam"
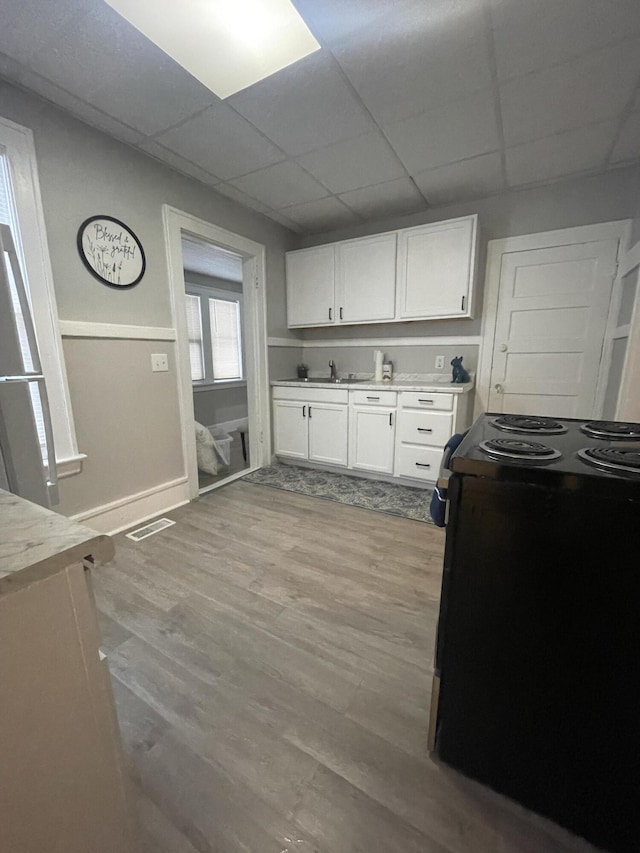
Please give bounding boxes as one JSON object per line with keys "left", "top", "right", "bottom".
{"left": 483, "top": 1, "right": 509, "bottom": 192}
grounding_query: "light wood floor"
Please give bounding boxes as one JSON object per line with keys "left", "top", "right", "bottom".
{"left": 94, "top": 481, "right": 598, "bottom": 853}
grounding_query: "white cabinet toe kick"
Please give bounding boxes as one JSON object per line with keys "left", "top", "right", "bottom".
{"left": 272, "top": 384, "right": 472, "bottom": 486}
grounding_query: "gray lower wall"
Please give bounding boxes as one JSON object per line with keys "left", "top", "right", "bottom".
{"left": 57, "top": 338, "right": 184, "bottom": 517}
{"left": 193, "top": 386, "right": 248, "bottom": 427}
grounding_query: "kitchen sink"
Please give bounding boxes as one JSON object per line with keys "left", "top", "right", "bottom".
{"left": 278, "top": 377, "right": 368, "bottom": 384}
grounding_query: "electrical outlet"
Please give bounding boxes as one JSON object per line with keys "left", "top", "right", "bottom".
{"left": 151, "top": 353, "right": 169, "bottom": 372}
{"left": 435, "top": 354, "right": 445, "bottom": 370}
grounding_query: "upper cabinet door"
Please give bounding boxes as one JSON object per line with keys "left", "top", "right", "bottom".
{"left": 286, "top": 246, "right": 335, "bottom": 328}
{"left": 336, "top": 234, "right": 397, "bottom": 324}
{"left": 397, "top": 215, "right": 478, "bottom": 320}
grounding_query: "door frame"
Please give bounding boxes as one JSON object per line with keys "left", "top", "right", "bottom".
{"left": 163, "top": 205, "right": 270, "bottom": 500}
{"left": 475, "top": 220, "right": 631, "bottom": 419}
{"left": 616, "top": 237, "right": 640, "bottom": 421}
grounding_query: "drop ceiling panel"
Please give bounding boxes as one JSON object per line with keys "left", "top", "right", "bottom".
{"left": 292, "top": 0, "right": 413, "bottom": 43}
{"left": 228, "top": 51, "right": 372, "bottom": 156}
{"left": 383, "top": 89, "right": 501, "bottom": 175}
{"left": 229, "top": 161, "right": 329, "bottom": 209}
{"left": 499, "top": 40, "right": 640, "bottom": 146}
{"left": 611, "top": 112, "right": 640, "bottom": 163}
{"left": 413, "top": 152, "right": 505, "bottom": 206}
{"left": 491, "top": 0, "right": 640, "bottom": 81}
{"left": 88, "top": 38, "right": 217, "bottom": 137}
{"left": 279, "top": 196, "right": 360, "bottom": 230}
{"left": 338, "top": 178, "right": 426, "bottom": 219}
{"left": 332, "top": 1, "right": 493, "bottom": 125}
{"left": 506, "top": 122, "right": 616, "bottom": 186}
{"left": 153, "top": 102, "right": 284, "bottom": 180}
{"left": 213, "top": 183, "right": 272, "bottom": 214}
{"left": 19, "top": 3, "right": 145, "bottom": 102}
{"left": 0, "top": 0, "right": 86, "bottom": 65}
{"left": 296, "top": 132, "right": 405, "bottom": 193}
{"left": 136, "top": 139, "right": 220, "bottom": 184}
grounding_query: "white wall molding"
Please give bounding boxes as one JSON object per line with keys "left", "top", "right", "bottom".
{"left": 59, "top": 321, "right": 177, "bottom": 341}
{"left": 267, "top": 337, "right": 304, "bottom": 347}
{"left": 269, "top": 335, "right": 481, "bottom": 348}
{"left": 70, "top": 476, "right": 189, "bottom": 535}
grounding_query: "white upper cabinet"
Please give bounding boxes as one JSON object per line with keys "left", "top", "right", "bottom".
{"left": 336, "top": 233, "right": 397, "bottom": 324}
{"left": 397, "top": 215, "right": 478, "bottom": 320}
{"left": 285, "top": 214, "right": 477, "bottom": 328}
{"left": 286, "top": 245, "right": 335, "bottom": 327}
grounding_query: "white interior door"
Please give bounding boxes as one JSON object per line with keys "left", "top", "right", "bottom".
{"left": 488, "top": 239, "right": 619, "bottom": 418}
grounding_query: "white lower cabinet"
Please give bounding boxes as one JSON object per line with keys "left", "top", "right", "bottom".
{"left": 273, "top": 384, "right": 471, "bottom": 484}
{"left": 350, "top": 406, "right": 396, "bottom": 474}
{"left": 272, "top": 387, "right": 349, "bottom": 467}
{"left": 308, "top": 404, "right": 348, "bottom": 466}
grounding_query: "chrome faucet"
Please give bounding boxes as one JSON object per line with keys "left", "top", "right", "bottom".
{"left": 329, "top": 359, "right": 338, "bottom": 380}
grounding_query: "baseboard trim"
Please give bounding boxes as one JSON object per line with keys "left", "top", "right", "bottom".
{"left": 60, "top": 321, "right": 177, "bottom": 341}
{"left": 70, "top": 476, "right": 190, "bottom": 536}
{"left": 269, "top": 335, "right": 481, "bottom": 348}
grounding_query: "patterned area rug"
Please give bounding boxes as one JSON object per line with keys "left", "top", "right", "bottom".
{"left": 243, "top": 463, "right": 434, "bottom": 523}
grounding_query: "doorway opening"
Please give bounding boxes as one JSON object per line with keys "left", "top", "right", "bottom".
{"left": 182, "top": 235, "right": 250, "bottom": 491}
{"left": 163, "top": 206, "right": 270, "bottom": 500}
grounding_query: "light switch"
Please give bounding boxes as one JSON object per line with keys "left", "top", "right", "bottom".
{"left": 435, "top": 355, "right": 445, "bottom": 370}
{"left": 151, "top": 353, "right": 169, "bottom": 372}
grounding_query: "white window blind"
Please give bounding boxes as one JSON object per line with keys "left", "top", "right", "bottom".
{"left": 1, "top": 153, "right": 47, "bottom": 463}
{"left": 185, "top": 293, "right": 204, "bottom": 381}
{"left": 209, "top": 297, "right": 242, "bottom": 380}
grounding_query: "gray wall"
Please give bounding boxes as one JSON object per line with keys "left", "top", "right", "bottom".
{"left": 0, "top": 79, "right": 299, "bottom": 518}
{"left": 303, "top": 345, "right": 479, "bottom": 378}
{"left": 193, "top": 386, "right": 248, "bottom": 428}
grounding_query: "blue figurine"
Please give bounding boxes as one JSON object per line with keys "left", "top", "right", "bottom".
{"left": 451, "top": 355, "right": 470, "bottom": 384}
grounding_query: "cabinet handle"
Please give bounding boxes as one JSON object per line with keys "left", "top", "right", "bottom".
{"left": 389, "top": 413, "right": 393, "bottom": 426}
{"left": 417, "top": 427, "right": 433, "bottom": 433}
{"left": 308, "top": 406, "right": 312, "bottom": 419}
{"left": 302, "top": 405, "right": 306, "bottom": 418}
{"left": 366, "top": 396, "right": 380, "bottom": 401}
{"left": 340, "top": 307, "right": 343, "bottom": 320}
{"left": 418, "top": 399, "right": 434, "bottom": 404}
{"left": 461, "top": 295, "right": 466, "bottom": 311}
{"left": 329, "top": 307, "right": 332, "bottom": 321}
{"left": 416, "top": 462, "right": 431, "bottom": 468}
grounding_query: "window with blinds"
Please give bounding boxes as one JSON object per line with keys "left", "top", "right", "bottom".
{"left": 185, "top": 293, "right": 204, "bottom": 381}
{"left": 185, "top": 286, "right": 243, "bottom": 384}
{"left": 0, "top": 152, "right": 48, "bottom": 464}
{"left": 209, "top": 297, "right": 242, "bottom": 380}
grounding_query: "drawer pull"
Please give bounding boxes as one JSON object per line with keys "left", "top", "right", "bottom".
{"left": 389, "top": 413, "right": 393, "bottom": 426}
{"left": 417, "top": 427, "right": 433, "bottom": 433}
{"left": 366, "top": 396, "right": 380, "bottom": 401}
{"left": 418, "top": 398, "right": 434, "bottom": 404}
{"left": 302, "top": 405, "right": 306, "bottom": 418}
{"left": 416, "top": 462, "right": 431, "bottom": 468}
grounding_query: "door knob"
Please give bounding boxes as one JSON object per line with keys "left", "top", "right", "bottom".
{"left": 500, "top": 344, "right": 508, "bottom": 352}
{"left": 494, "top": 383, "right": 504, "bottom": 394}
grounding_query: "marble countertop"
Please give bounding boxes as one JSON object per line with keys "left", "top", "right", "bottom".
{"left": 271, "top": 373, "right": 474, "bottom": 394}
{"left": 0, "top": 489, "right": 114, "bottom": 594}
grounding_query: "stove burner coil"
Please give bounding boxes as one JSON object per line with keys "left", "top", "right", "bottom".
{"left": 492, "top": 415, "right": 567, "bottom": 435}
{"left": 479, "top": 438, "right": 562, "bottom": 463}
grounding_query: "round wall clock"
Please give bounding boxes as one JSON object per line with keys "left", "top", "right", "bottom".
{"left": 77, "top": 215, "right": 146, "bottom": 288}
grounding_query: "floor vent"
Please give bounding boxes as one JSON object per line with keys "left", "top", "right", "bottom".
{"left": 126, "top": 517, "right": 176, "bottom": 542}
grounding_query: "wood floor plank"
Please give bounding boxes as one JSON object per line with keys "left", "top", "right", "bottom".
{"left": 94, "top": 481, "right": 599, "bottom": 853}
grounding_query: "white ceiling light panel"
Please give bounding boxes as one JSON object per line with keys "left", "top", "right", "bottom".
{"left": 103, "top": 0, "right": 321, "bottom": 98}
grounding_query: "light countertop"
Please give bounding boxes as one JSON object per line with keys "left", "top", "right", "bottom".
{"left": 271, "top": 373, "right": 474, "bottom": 394}
{"left": 0, "top": 489, "right": 114, "bottom": 593}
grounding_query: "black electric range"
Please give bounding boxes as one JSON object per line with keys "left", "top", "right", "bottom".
{"left": 450, "top": 413, "right": 640, "bottom": 494}
{"left": 430, "top": 413, "right": 640, "bottom": 853}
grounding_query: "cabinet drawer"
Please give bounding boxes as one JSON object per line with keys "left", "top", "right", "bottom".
{"left": 396, "top": 445, "right": 443, "bottom": 481}
{"left": 351, "top": 389, "right": 397, "bottom": 407}
{"left": 398, "top": 410, "right": 453, "bottom": 446}
{"left": 272, "top": 386, "right": 348, "bottom": 404}
{"left": 400, "top": 391, "right": 453, "bottom": 411}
